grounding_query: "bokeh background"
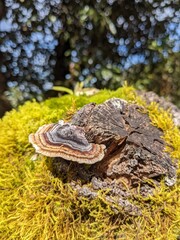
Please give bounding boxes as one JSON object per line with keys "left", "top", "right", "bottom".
{"left": 0, "top": 0, "right": 179, "bottom": 117}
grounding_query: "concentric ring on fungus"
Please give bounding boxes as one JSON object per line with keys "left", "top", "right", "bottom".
{"left": 29, "top": 122, "right": 106, "bottom": 164}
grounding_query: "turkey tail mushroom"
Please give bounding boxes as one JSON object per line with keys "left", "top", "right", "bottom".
{"left": 29, "top": 122, "right": 106, "bottom": 164}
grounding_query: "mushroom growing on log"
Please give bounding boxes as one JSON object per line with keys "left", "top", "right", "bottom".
{"left": 29, "top": 98, "right": 177, "bottom": 209}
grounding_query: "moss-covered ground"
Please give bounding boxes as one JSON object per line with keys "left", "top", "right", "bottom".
{"left": 0, "top": 86, "right": 179, "bottom": 240}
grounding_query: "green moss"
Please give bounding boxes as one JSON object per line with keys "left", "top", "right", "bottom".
{"left": 0, "top": 86, "right": 179, "bottom": 240}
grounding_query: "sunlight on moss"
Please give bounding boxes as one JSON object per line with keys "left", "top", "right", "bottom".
{"left": 148, "top": 102, "right": 180, "bottom": 163}
{"left": 0, "top": 86, "right": 179, "bottom": 240}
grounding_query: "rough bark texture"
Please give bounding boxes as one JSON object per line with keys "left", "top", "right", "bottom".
{"left": 52, "top": 98, "right": 177, "bottom": 215}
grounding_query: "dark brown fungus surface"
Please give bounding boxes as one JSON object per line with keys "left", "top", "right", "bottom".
{"left": 29, "top": 121, "right": 106, "bottom": 164}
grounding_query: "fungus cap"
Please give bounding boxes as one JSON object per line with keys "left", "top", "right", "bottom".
{"left": 29, "top": 122, "right": 106, "bottom": 164}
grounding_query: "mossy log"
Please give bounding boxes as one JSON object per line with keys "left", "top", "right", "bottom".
{"left": 0, "top": 87, "right": 179, "bottom": 240}
{"left": 52, "top": 98, "right": 177, "bottom": 214}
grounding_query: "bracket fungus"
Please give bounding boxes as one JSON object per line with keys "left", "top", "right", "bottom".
{"left": 29, "top": 121, "right": 106, "bottom": 164}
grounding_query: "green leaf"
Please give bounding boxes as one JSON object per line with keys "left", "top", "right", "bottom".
{"left": 108, "top": 20, "right": 117, "bottom": 35}
{"left": 52, "top": 86, "right": 74, "bottom": 95}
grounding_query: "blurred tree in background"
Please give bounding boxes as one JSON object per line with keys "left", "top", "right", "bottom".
{"left": 0, "top": 0, "right": 179, "bottom": 116}
{"left": 126, "top": 45, "right": 180, "bottom": 104}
